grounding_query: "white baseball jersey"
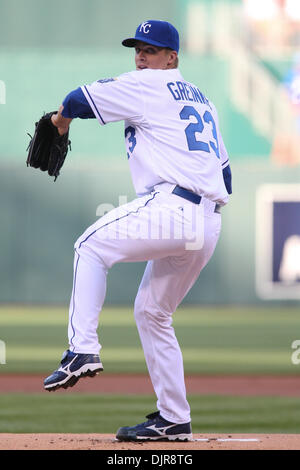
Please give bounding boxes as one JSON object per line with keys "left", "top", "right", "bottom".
{"left": 81, "top": 68, "right": 230, "bottom": 204}
{"left": 63, "top": 67, "right": 230, "bottom": 425}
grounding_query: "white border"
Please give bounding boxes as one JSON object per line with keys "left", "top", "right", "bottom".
{"left": 256, "top": 184, "right": 300, "bottom": 299}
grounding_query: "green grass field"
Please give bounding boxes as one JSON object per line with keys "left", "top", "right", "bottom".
{"left": 1, "top": 305, "right": 300, "bottom": 434}
{"left": 1, "top": 393, "right": 300, "bottom": 434}
{"left": 0, "top": 305, "right": 299, "bottom": 374}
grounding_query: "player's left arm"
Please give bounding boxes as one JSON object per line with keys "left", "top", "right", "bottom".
{"left": 51, "top": 87, "right": 95, "bottom": 135}
{"left": 51, "top": 106, "right": 72, "bottom": 135}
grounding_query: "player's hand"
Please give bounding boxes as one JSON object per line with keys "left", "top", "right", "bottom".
{"left": 51, "top": 105, "right": 72, "bottom": 135}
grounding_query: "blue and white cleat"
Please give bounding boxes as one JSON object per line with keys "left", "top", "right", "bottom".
{"left": 44, "top": 349, "right": 103, "bottom": 391}
{"left": 116, "top": 411, "right": 193, "bottom": 441}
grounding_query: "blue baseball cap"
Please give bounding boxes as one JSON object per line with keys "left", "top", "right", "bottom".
{"left": 122, "top": 20, "right": 179, "bottom": 52}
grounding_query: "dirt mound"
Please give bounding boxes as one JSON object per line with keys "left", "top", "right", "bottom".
{"left": 1, "top": 433, "right": 300, "bottom": 450}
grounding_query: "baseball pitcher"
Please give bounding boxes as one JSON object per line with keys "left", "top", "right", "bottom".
{"left": 27, "top": 20, "right": 232, "bottom": 442}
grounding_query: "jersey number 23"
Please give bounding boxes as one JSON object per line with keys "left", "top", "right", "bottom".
{"left": 125, "top": 105, "right": 219, "bottom": 159}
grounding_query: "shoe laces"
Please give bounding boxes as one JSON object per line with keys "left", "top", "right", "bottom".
{"left": 60, "top": 349, "right": 76, "bottom": 365}
{"left": 144, "top": 411, "right": 161, "bottom": 424}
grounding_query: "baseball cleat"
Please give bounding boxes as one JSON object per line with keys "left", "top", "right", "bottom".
{"left": 44, "top": 349, "right": 103, "bottom": 391}
{"left": 116, "top": 411, "right": 193, "bottom": 442}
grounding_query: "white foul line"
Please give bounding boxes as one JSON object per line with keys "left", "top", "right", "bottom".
{"left": 194, "top": 438, "right": 259, "bottom": 442}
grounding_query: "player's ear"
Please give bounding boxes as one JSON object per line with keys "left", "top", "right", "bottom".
{"left": 167, "top": 51, "right": 178, "bottom": 68}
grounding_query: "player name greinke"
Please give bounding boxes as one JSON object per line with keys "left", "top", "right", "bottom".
{"left": 167, "top": 80, "right": 212, "bottom": 108}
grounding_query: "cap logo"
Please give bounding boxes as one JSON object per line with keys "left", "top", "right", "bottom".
{"left": 139, "top": 21, "right": 151, "bottom": 34}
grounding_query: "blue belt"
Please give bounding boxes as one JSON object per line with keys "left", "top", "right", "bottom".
{"left": 172, "top": 185, "right": 221, "bottom": 213}
{"left": 172, "top": 185, "right": 201, "bottom": 204}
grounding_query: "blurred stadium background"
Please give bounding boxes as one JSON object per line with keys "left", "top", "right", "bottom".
{"left": 1, "top": 0, "right": 300, "bottom": 306}
{"left": 0, "top": 0, "right": 300, "bottom": 434}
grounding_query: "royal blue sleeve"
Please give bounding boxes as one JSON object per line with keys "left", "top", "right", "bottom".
{"left": 62, "top": 87, "right": 95, "bottom": 119}
{"left": 223, "top": 164, "right": 232, "bottom": 194}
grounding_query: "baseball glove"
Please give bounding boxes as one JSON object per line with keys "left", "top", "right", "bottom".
{"left": 26, "top": 111, "right": 71, "bottom": 181}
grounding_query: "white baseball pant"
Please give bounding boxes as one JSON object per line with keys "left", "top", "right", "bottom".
{"left": 67, "top": 183, "right": 221, "bottom": 424}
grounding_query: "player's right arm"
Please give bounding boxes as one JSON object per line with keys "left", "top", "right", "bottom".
{"left": 210, "top": 102, "right": 232, "bottom": 195}
{"left": 219, "top": 133, "right": 232, "bottom": 195}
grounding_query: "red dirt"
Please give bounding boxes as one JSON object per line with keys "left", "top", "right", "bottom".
{"left": 2, "top": 374, "right": 300, "bottom": 450}
{"left": 1, "top": 433, "right": 300, "bottom": 450}
{"left": 1, "top": 373, "right": 300, "bottom": 396}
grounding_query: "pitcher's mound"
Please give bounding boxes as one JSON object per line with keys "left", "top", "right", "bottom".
{"left": 1, "top": 433, "right": 300, "bottom": 450}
